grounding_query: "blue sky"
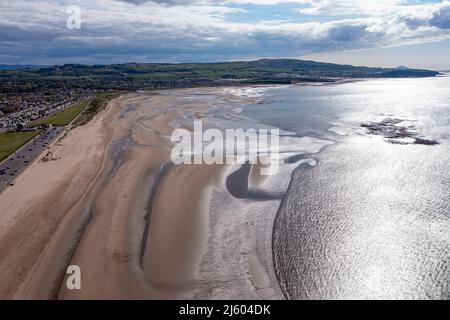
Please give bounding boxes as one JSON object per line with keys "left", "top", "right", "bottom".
{"left": 1, "top": 0, "right": 450, "bottom": 69}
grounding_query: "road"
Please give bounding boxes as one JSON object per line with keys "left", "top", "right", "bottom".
{"left": 0, "top": 126, "right": 65, "bottom": 191}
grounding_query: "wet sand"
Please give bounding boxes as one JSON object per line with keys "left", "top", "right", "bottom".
{"left": 0, "top": 88, "right": 285, "bottom": 299}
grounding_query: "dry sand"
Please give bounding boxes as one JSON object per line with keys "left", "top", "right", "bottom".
{"left": 0, "top": 88, "right": 284, "bottom": 299}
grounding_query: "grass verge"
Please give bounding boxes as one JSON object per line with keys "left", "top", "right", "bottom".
{"left": 29, "top": 99, "right": 91, "bottom": 127}
{"left": 0, "top": 130, "right": 41, "bottom": 162}
{"left": 73, "top": 92, "right": 123, "bottom": 126}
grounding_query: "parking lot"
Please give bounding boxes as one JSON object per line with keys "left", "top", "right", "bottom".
{"left": 0, "top": 126, "right": 65, "bottom": 191}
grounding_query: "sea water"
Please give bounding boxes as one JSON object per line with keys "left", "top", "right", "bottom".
{"left": 242, "top": 76, "right": 450, "bottom": 299}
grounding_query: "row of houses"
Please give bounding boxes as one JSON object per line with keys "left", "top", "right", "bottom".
{"left": 0, "top": 96, "right": 86, "bottom": 130}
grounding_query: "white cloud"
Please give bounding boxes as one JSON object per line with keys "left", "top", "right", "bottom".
{"left": 296, "top": 0, "right": 407, "bottom": 16}
{"left": 0, "top": 0, "right": 450, "bottom": 64}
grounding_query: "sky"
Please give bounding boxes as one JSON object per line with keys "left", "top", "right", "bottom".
{"left": 1, "top": 0, "right": 450, "bottom": 69}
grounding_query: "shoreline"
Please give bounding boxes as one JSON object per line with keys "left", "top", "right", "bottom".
{"left": 0, "top": 87, "right": 286, "bottom": 299}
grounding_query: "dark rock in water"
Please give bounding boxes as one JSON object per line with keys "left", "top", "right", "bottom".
{"left": 361, "top": 117, "right": 439, "bottom": 146}
{"left": 414, "top": 138, "right": 439, "bottom": 145}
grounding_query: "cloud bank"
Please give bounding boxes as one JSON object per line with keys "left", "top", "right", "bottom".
{"left": 1, "top": 0, "right": 450, "bottom": 64}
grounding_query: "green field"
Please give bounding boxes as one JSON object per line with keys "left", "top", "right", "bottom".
{"left": 130, "top": 72, "right": 184, "bottom": 79}
{"left": 0, "top": 130, "right": 41, "bottom": 162}
{"left": 29, "top": 99, "right": 91, "bottom": 127}
{"left": 73, "top": 92, "right": 123, "bottom": 126}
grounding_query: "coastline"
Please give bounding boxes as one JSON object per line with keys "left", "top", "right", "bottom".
{"left": 0, "top": 87, "right": 286, "bottom": 299}
{"left": 0, "top": 95, "right": 117, "bottom": 298}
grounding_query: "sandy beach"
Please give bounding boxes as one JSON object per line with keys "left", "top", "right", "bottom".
{"left": 0, "top": 88, "right": 286, "bottom": 299}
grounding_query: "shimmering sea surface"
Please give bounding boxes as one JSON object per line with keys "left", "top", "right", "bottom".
{"left": 243, "top": 75, "right": 450, "bottom": 299}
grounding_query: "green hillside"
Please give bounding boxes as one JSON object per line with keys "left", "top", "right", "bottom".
{"left": 0, "top": 59, "right": 439, "bottom": 81}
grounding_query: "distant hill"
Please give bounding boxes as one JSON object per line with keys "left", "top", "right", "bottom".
{"left": 0, "top": 59, "right": 439, "bottom": 81}
{"left": 0, "top": 64, "right": 47, "bottom": 71}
